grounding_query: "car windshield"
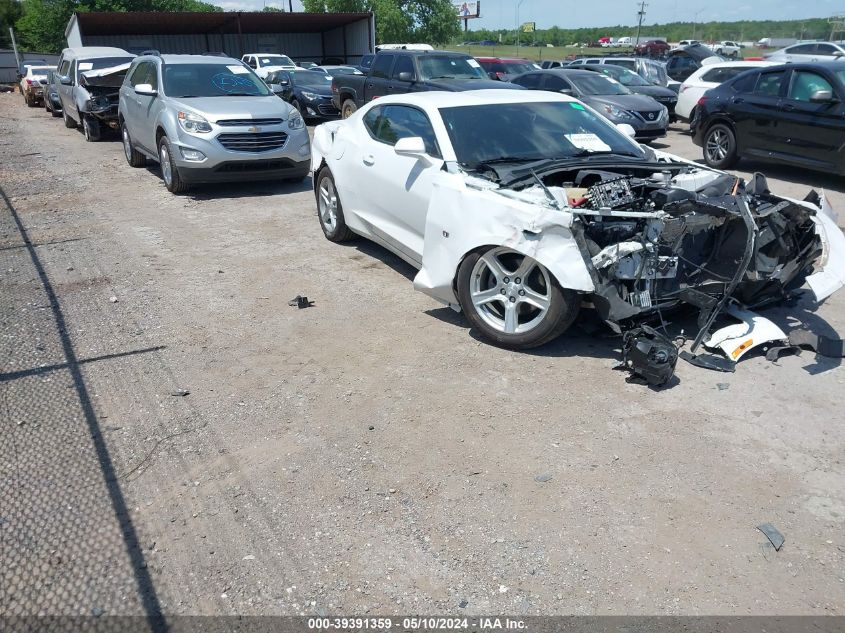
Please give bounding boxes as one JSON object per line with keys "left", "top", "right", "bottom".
{"left": 325, "top": 67, "right": 360, "bottom": 76}
{"left": 569, "top": 73, "right": 631, "bottom": 95}
{"left": 291, "top": 70, "right": 333, "bottom": 86}
{"left": 598, "top": 66, "right": 649, "bottom": 86}
{"left": 439, "top": 101, "right": 645, "bottom": 168}
{"left": 76, "top": 57, "right": 134, "bottom": 79}
{"left": 418, "top": 56, "right": 486, "bottom": 80}
{"left": 30, "top": 67, "right": 54, "bottom": 76}
{"left": 501, "top": 62, "right": 537, "bottom": 74}
{"left": 163, "top": 63, "right": 271, "bottom": 97}
{"left": 260, "top": 55, "right": 294, "bottom": 66}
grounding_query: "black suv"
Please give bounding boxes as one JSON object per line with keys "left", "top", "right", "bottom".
{"left": 692, "top": 62, "right": 845, "bottom": 174}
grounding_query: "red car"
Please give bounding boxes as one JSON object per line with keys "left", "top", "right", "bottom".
{"left": 634, "top": 39, "right": 670, "bottom": 57}
{"left": 475, "top": 57, "right": 538, "bottom": 81}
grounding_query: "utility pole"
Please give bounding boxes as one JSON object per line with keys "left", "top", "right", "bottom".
{"left": 635, "top": 0, "right": 647, "bottom": 46}
{"left": 516, "top": 0, "right": 526, "bottom": 54}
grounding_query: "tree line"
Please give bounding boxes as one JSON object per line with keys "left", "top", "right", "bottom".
{"left": 460, "top": 17, "right": 839, "bottom": 47}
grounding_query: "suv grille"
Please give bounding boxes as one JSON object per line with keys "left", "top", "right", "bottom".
{"left": 218, "top": 132, "right": 288, "bottom": 152}
{"left": 216, "top": 118, "right": 284, "bottom": 126}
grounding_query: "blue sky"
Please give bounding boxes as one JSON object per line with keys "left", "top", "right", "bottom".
{"left": 226, "top": 0, "right": 844, "bottom": 28}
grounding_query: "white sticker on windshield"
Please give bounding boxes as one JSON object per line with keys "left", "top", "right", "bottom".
{"left": 78, "top": 62, "right": 93, "bottom": 70}
{"left": 228, "top": 65, "right": 249, "bottom": 74}
{"left": 565, "top": 133, "right": 612, "bottom": 152}
{"left": 467, "top": 59, "right": 480, "bottom": 68}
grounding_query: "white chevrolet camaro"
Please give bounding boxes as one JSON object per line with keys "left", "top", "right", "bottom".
{"left": 310, "top": 90, "right": 845, "bottom": 354}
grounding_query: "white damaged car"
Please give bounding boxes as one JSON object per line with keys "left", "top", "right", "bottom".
{"left": 311, "top": 90, "right": 845, "bottom": 363}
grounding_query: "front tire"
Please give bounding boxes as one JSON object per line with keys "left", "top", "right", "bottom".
{"left": 703, "top": 122, "right": 738, "bottom": 169}
{"left": 341, "top": 98, "right": 357, "bottom": 119}
{"left": 158, "top": 136, "right": 189, "bottom": 194}
{"left": 63, "top": 108, "right": 77, "bottom": 128}
{"left": 315, "top": 168, "right": 354, "bottom": 242}
{"left": 82, "top": 115, "right": 101, "bottom": 142}
{"left": 456, "top": 247, "right": 580, "bottom": 349}
{"left": 122, "top": 123, "right": 146, "bottom": 167}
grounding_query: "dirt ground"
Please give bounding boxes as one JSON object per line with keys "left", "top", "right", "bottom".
{"left": 2, "top": 91, "right": 844, "bottom": 618}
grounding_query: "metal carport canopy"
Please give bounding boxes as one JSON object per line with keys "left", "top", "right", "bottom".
{"left": 71, "top": 11, "right": 373, "bottom": 36}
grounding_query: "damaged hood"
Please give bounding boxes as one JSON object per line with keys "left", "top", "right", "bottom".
{"left": 80, "top": 62, "right": 132, "bottom": 88}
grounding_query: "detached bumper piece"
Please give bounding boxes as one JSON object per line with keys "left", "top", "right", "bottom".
{"left": 765, "top": 329, "right": 845, "bottom": 362}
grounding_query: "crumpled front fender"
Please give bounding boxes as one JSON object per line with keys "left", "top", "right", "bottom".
{"left": 311, "top": 120, "right": 344, "bottom": 174}
{"left": 413, "top": 175, "right": 595, "bottom": 308}
{"left": 806, "top": 193, "right": 845, "bottom": 302}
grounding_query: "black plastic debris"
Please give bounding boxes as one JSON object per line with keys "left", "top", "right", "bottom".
{"left": 788, "top": 329, "right": 844, "bottom": 358}
{"left": 288, "top": 295, "right": 314, "bottom": 309}
{"left": 679, "top": 350, "right": 736, "bottom": 373}
{"left": 619, "top": 325, "right": 678, "bottom": 387}
{"left": 757, "top": 522, "right": 785, "bottom": 551}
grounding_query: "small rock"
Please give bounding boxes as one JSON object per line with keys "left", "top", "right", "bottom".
{"left": 458, "top": 599, "right": 468, "bottom": 609}
{"left": 109, "top": 296, "right": 118, "bottom": 303}
{"left": 91, "top": 607, "right": 104, "bottom": 617}
{"left": 534, "top": 473, "right": 552, "bottom": 483}
{"left": 243, "top": 554, "right": 255, "bottom": 560}
{"left": 499, "top": 585, "right": 508, "bottom": 593}
{"left": 716, "top": 383, "right": 730, "bottom": 391}
{"left": 66, "top": 266, "right": 74, "bottom": 271}
{"left": 368, "top": 425, "right": 375, "bottom": 431}
{"left": 170, "top": 389, "right": 190, "bottom": 397}
{"left": 388, "top": 488, "right": 396, "bottom": 494}
{"left": 218, "top": 269, "right": 224, "bottom": 273}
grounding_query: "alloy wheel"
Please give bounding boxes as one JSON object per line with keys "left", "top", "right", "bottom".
{"left": 468, "top": 247, "right": 552, "bottom": 335}
{"left": 318, "top": 176, "right": 338, "bottom": 231}
{"left": 706, "top": 128, "right": 729, "bottom": 162}
{"left": 160, "top": 143, "right": 173, "bottom": 186}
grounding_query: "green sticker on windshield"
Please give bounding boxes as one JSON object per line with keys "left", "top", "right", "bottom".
{"left": 569, "top": 102, "right": 585, "bottom": 110}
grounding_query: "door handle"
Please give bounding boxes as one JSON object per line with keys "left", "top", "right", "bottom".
{"left": 783, "top": 103, "right": 795, "bottom": 112}
{"left": 732, "top": 97, "right": 744, "bottom": 104}
{"left": 362, "top": 155, "right": 375, "bottom": 166}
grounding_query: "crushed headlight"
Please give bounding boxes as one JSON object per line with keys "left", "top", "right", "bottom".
{"left": 179, "top": 147, "right": 206, "bottom": 161}
{"left": 177, "top": 111, "right": 212, "bottom": 133}
{"left": 288, "top": 112, "right": 305, "bottom": 130}
{"left": 86, "top": 96, "right": 111, "bottom": 112}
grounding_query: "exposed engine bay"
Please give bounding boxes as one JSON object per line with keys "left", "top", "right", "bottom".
{"left": 468, "top": 157, "right": 841, "bottom": 383}
{"left": 79, "top": 65, "right": 127, "bottom": 127}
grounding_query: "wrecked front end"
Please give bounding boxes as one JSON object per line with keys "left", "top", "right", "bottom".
{"left": 79, "top": 64, "right": 129, "bottom": 127}
{"left": 421, "top": 155, "right": 844, "bottom": 383}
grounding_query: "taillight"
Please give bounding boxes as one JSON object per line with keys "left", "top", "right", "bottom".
{"left": 697, "top": 96, "right": 708, "bottom": 106}
{"left": 26, "top": 79, "right": 33, "bottom": 85}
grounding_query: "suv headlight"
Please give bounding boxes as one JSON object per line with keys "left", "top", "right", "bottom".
{"left": 288, "top": 111, "right": 304, "bottom": 130}
{"left": 177, "top": 111, "right": 212, "bottom": 133}
{"left": 603, "top": 105, "right": 634, "bottom": 120}
{"left": 300, "top": 91, "right": 319, "bottom": 101}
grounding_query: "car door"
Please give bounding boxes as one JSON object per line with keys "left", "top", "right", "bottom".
{"left": 776, "top": 68, "right": 845, "bottom": 170}
{"left": 731, "top": 68, "right": 787, "bottom": 156}
{"left": 132, "top": 61, "right": 161, "bottom": 152}
{"left": 812, "top": 43, "right": 844, "bottom": 63}
{"left": 780, "top": 43, "right": 815, "bottom": 63}
{"left": 388, "top": 55, "right": 416, "bottom": 94}
{"left": 349, "top": 104, "right": 443, "bottom": 263}
{"left": 510, "top": 72, "right": 544, "bottom": 90}
{"left": 365, "top": 54, "right": 394, "bottom": 101}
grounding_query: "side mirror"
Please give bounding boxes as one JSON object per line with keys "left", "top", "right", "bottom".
{"left": 616, "top": 123, "right": 637, "bottom": 138}
{"left": 397, "top": 71, "right": 414, "bottom": 82}
{"left": 134, "top": 83, "right": 157, "bottom": 96}
{"left": 59, "top": 75, "right": 72, "bottom": 85}
{"left": 834, "top": 51, "right": 844, "bottom": 58}
{"left": 394, "top": 136, "right": 429, "bottom": 161}
{"left": 810, "top": 89, "right": 834, "bottom": 103}
{"left": 559, "top": 88, "right": 574, "bottom": 96}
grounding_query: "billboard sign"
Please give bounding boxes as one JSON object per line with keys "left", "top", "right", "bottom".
{"left": 522, "top": 22, "right": 536, "bottom": 33}
{"left": 455, "top": 2, "right": 481, "bottom": 19}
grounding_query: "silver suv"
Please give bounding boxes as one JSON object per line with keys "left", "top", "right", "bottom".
{"left": 118, "top": 53, "right": 310, "bottom": 193}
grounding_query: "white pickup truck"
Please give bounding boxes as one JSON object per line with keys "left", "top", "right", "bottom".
{"left": 708, "top": 41, "right": 741, "bottom": 57}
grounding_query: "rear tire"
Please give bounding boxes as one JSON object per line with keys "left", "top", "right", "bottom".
{"left": 122, "top": 123, "right": 146, "bottom": 167}
{"left": 456, "top": 247, "right": 580, "bottom": 350}
{"left": 315, "top": 168, "right": 354, "bottom": 242}
{"left": 703, "top": 122, "right": 738, "bottom": 169}
{"left": 341, "top": 98, "right": 357, "bottom": 119}
{"left": 158, "top": 136, "right": 189, "bottom": 194}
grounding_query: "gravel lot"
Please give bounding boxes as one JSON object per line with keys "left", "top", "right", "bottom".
{"left": 2, "top": 91, "right": 844, "bottom": 617}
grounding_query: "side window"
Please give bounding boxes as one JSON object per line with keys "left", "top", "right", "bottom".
{"left": 788, "top": 71, "right": 834, "bottom": 101}
{"left": 585, "top": 58, "right": 600, "bottom": 65}
{"left": 363, "top": 105, "right": 384, "bottom": 138}
{"left": 754, "top": 71, "right": 785, "bottom": 97}
{"left": 543, "top": 75, "right": 572, "bottom": 92}
{"left": 69, "top": 60, "right": 77, "bottom": 84}
{"left": 514, "top": 73, "right": 543, "bottom": 88}
{"left": 379, "top": 105, "right": 441, "bottom": 157}
{"left": 731, "top": 72, "right": 756, "bottom": 93}
{"left": 370, "top": 54, "right": 394, "bottom": 79}
{"left": 787, "top": 44, "right": 814, "bottom": 55}
{"left": 391, "top": 55, "right": 414, "bottom": 80}
{"left": 129, "top": 62, "right": 149, "bottom": 87}
{"left": 59, "top": 59, "right": 70, "bottom": 75}
{"left": 815, "top": 44, "right": 839, "bottom": 57}
{"left": 701, "top": 67, "right": 744, "bottom": 84}
{"left": 246, "top": 56, "right": 257, "bottom": 69}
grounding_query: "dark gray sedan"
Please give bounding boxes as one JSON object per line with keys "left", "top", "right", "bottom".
{"left": 580, "top": 64, "right": 678, "bottom": 120}
{"left": 510, "top": 69, "right": 668, "bottom": 141}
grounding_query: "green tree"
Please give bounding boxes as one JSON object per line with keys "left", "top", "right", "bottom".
{"left": 302, "top": 0, "right": 370, "bottom": 11}
{"left": 0, "top": 0, "right": 23, "bottom": 48}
